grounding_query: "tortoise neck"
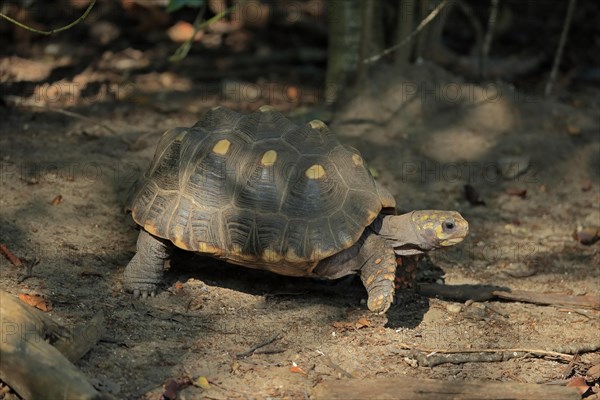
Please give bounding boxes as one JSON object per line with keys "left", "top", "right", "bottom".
{"left": 375, "top": 212, "right": 426, "bottom": 255}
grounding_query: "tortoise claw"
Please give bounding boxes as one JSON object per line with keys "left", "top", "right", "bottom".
{"left": 130, "top": 287, "right": 157, "bottom": 299}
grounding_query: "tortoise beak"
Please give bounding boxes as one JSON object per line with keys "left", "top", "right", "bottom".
{"left": 440, "top": 236, "right": 466, "bottom": 246}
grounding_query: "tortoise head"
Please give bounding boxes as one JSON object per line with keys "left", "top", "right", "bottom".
{"left": 378, "top": 210, "right": 469, "bottom": 255}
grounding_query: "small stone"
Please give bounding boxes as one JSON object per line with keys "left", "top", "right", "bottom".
{"left": 586, "top": 364, "right": 600, "bottom": 381}
{"left": 497, "top": 156, "right": 530, "bottom": 180}
{"left": 575, "top": 226, "right": 599, "bottom": 245}
{"left": 403, "top": 357, "right": 418, "bottom": 368}
{"left": 446, "top": 304, "right": 462, "bottom": 314}
{"left": 504, "top": 262, "right": 536, "bottom": 278}
{"left": 566, "top": 125, "right": 581, "bottom": 136}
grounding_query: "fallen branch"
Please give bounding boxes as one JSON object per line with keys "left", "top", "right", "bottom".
{"left": 312, "top": 377, "right": 580, "bottom": 400}
{"left": 492, "top": 289, "right": 600, "bottom": 310}
{"left": 0, "top": 290, "right": 110, "bottom": 399}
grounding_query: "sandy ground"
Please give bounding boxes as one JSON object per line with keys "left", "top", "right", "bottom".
{"left": 1, "top": 5, "right": 599, "bottom": 399}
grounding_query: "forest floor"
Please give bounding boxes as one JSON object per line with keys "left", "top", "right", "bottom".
{"left": 0, "top": 1, "right": 599, "bottom": 399}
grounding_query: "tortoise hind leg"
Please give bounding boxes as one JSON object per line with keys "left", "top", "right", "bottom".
{"left": 123, "top": 229, "right": 172, "bottom": 298}
{"left": 359, "top": 235, "right": 397, "bottom": 314}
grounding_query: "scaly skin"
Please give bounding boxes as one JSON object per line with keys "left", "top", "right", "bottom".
{"left": 123, "top": 230, "right": 172, "bottom": 298}
{"left": 358, "top": 235, "right": 398, "bottom": 314}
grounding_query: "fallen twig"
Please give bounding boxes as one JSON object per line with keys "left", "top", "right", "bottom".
{"left": 557, "top": 308, "right": 594, "bottom": 319}
{"left": 16, "top": 258, "right": 39, "bottom": 284}
{"left": 4, "top": 96, "right": 118, "bottom": 134}
{"left": 492, "top": 290, "right": 600, "bottom": 310}
{"left": 321, "top": 355, "right": 354, "bottom": 379}
{"left": 410, "top": 350, "right": 525, "bottom": 367}
{"left": 253, "top": 348, "right": 286, "bottom": 355}
{"left": 395, "top": 341, "right": 600, "bottom": 367}
{"left": 0, "top": 243, "right": 22, "bottom": 267}
{"left": 561, "top": 353, "right": 580, "bottom": 380}
{"left": 236, "top": 332, "right": 281, "bottom": 358}
{"left": 417, "top": 283, "right": 600, "bottom": 310}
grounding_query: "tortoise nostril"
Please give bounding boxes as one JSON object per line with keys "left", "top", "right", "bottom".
{"left": 443, "top": 220, "right": 455, "bottom": 231}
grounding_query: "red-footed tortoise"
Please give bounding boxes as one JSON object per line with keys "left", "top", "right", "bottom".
{"left": 124, "top": 106, "right": 468, "bottom": 313}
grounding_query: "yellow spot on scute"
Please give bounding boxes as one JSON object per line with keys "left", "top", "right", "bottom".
{"left": 308, "top": 120, "right": 327, "bottom": 130}
{"left": 174, "top": 131, "right": 187, "bottom": 142}
{"left": 262, "top": 248, "right": 282, "bottom": 263}
{"left": 352, "top": 154, "right": 363, "bottom": 166}
{"left": 212, "top": 139, "right": 231, "bottom": 155}
{"left": 261, "top": 150, "right": 278, "bottom": 166}
{"left": 366, "top": 210, "right": 379, "bottom": 223}
{"left": 259, "top": 105, "right": 275, "bottom": 112}
{"left": 305, "top": 164, "right": 326, "bottom": 179}
{"left": 173, "top": 237, "right": 189, "bottom": 250}
{"left": 144, "top": 223, "right": 159, "bottom": 236}
{"left": 285, "top": 249, "right": 305, "bottom": 263}
{"left": 172, "top": 226, "right": 189, "bottom": 250}
{"left": 198, "top": 241, "right": 220, "bottom": 255}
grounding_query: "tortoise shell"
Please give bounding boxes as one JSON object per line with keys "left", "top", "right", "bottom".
{"left": 128, "top": 106, "right": 396, "bottom": 275}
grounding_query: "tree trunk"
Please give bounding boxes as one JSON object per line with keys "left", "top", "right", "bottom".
{"left": 326, "top": 0, "right": 362, "bottom": 103}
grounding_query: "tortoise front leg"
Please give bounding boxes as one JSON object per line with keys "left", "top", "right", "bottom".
{"left": 359, "top": 235, "right": 397, "bottom": 314}
{"left": 123, "top": 229, "right": 172, "bottom": 298}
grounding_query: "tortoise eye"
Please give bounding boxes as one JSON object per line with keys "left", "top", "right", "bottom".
{"left": 443, "top": 220, "right": 455, "bottom": 232}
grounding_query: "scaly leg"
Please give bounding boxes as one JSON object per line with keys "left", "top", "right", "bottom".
{"left": 359, "top": 235, "right": 397, "bottom": 314}
{"left": 123, "top": 229, "right": 172, "bottom": 298}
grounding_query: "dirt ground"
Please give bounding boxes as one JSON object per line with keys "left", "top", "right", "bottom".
{"left": 1, "top": 1, "right": 599, "bottom": 399}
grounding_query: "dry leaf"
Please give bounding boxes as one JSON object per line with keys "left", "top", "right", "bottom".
{"left": 333, "top": 318, "right": 371, "bottom": 330}
{"left": 290, "top": 366, "right": 307, "bottom": 375}
{"left": 167, "top": 21, "right": 203, "bottom": 43}
{"left": 566, "top": 376, "right": 590, "bottom": 395}
{"left": 332, "top": 321, "right": 353, "bottom": 330}
{"left": 195, "top": 376, "right": 210, "bottom": 390}
{"left": 586, "top": 364, "right": 600, "bottom": 382}
{"left": 50, "top": 194, "right": 63, "bottom": 205}
{"left": 230, "top": 360, "right": 241, "bottom": 375}
{"left": 162, "top": 379, "right": 180, "bottom": 400}
{"left": 162, "top": 378, "right": 191, "bottom": 400}
{"left": 286, "top": 86, "right": 299, "bottom": 102}
{"left": 355, "top": 318, "right": 370, "bottom": 329}
{"left": 566, "top": 125, "right": 581, "bottom": 136}
{"left": 18, "top": 293, "right": 52, "bottom": 311}
{"left": 505, "top": 188, "right": 527, "bottom": 198}
{"left": 581, "top": 179, "right": 592, "bottom": 192}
